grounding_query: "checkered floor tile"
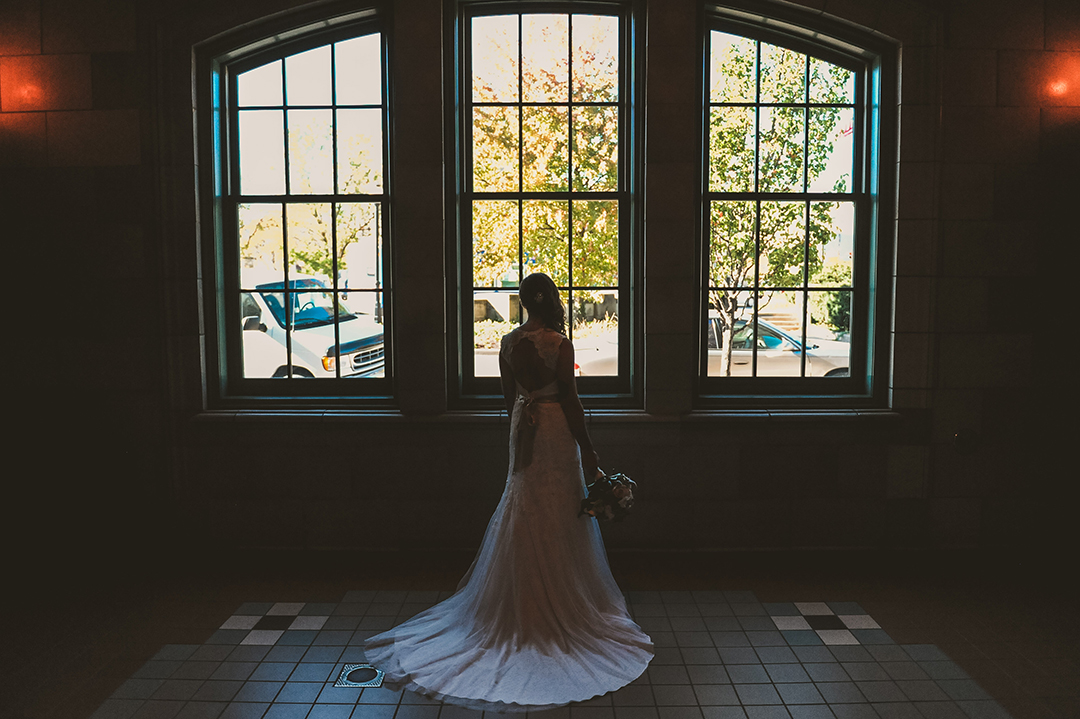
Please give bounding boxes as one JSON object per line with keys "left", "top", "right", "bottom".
{"left": 88, "top": 590, "right": 1014, "bottom": 719}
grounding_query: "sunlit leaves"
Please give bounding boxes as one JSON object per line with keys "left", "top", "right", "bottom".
{"left": 473, "top": 200, "right": 519, "bottom": 286}
{"left": 572, "top": 15, "right": 618, "bottom": 102}
{"left": 473, "top": 106, "right": 519, "bottom": 192}
{"left": 573, "top": 106, "right": 618, "bottom": 191}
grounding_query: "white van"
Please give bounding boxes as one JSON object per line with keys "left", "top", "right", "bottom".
{"left": 240, "top": 271, "right": 385, "bottom": 379}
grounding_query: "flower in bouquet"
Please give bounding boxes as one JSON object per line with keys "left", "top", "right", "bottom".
{"left": 579, "top": 472, "right": 637, "bottom": 522}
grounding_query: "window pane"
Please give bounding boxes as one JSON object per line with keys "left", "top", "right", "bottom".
{"left": 521, "top": 14, "right": 568, "bottom": 103}
{"left": 239, "top": 110, "right": 285, "bottom": 195}
{"left": 710, "top": 31, "right": 756, "bottom": 103}
{"left": 473, "top": 15, "right": 519, "bottom": 102}
{"left": 473, "top": 106, "right": 520, "bottom": 192}
{"left": 337, "top": 108, "right": 383, "bottom": 193}
{"left": 810, "top": 200, "right": 854, "bottom": 292}
{"left": 808, "top": 290, "right": 852, "bottom": 366}
{"left": 335, "top": 34, "right": 381, "bottom": 105}
{"left": 285, "top": 45, "right": 331, "bottom": 106}
{"left": 709, "top": 106, "right": 755, "bottom": 192}
{"left": 522, "top": 200, "right": 569, "bottom": 286}
{"left": 238, "top": 60, "right": 282, "bottom": 106}
{"left": 709, "top": 200, "right": 756, "bottom": 288}
{"left": 337, "top": 203, "right": 382, "bottom": 290}
{"left": 287, "top": 109, "right": 333, "bottom": 194}
{"left": 474, "top": 289, "right": 519, "bottom": 377}
{"left": 810, "top": 58, "right": 854, "bottom": 104}
{"left": 705, "top": 294, "right": 753, "bottom": 377}
{"left": 473, "top": 200, "right": 520, "bottom": 287}
{"left": 759, "top": 200, "right": 806, "bottom": 288}
{"left": 286, "top": 202, "right": 334, "bottom": 281}
{"left": 572, "top": 14, "right": 618, "bottom": 102}
{"left": 334, "top": 290, "right": 385, "bottom": 378}
{"left": 523, "top": 106, "right": 569, "bottom": 192}
{"left": 239, "top": 203, "right": 284, "bottom": 282}
{"left": 759, "top": 42, "right": 805, "bottom": 104}
{"left": 758, "top": 106, "right": 805, "bottom": 193}
{"left": 573, "top": 290, "right": 618, "bottom": 377}
{"left": 754, "top": 292, "right": 805, "bottom": 377}
{"left": 572, "top": 106, "right": 618, "bottom": 192}
{"left": 572, "top": 200, "right": 618, "bottom": 287}
{"left": 240, "top": 293, "right": 286, "bottom": 378}
{"left": 808, "top": 107, "right": 853, "bottom": 193}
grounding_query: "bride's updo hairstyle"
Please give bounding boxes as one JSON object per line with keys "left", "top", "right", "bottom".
{"left": 519, "top": 272, "right": 566, "bottom": 335}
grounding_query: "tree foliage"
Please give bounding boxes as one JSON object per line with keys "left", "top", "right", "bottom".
{"left": 470, "top": 15, "right": 620, "bottom": 305}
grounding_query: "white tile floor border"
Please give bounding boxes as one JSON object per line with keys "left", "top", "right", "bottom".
{"left": 88, "top": 591, "right": 1017, "bottom": 719}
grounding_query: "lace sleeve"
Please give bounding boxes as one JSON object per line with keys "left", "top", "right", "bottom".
{"left": 531, "top": 330, "right": 565, "bottom": 371}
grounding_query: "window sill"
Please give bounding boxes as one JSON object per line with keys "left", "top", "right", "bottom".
{"left": 192, "top": 408, "right": 901, "bottom": 424}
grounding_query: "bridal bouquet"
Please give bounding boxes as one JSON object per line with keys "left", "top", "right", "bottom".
{"left": 579, "top": 472, "right": 637, "bottom": 522}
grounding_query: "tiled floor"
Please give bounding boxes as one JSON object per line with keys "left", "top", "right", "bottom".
{"left": 86, "top": 590, "right": 1018, "bottom": 719}
{"left": 5, "top": 551, "right": 1078, "bottom": 719}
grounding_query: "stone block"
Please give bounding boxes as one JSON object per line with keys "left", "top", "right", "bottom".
{"left": 1046, "top": 0, "right": 1080, "bottom": 51}
{"left": 0, "top": 112, "right": 47, "bottom": 166}
{"left": 0, "top": 0, "right": 41, "bottom": 55}
{"left": 92, "top": 51, "right": 143, "bottom": 109}
{"left": 886, "top": 445, "right": 929, "bottom": 498}
{"left": 993, "top": 163, "right": 1041, "bottom": 221}
{"left": 997, "top": 50, "right": 1080, "bottom": 108}
{"left": 894, "top": 219, "right": 935, "bottom": 276}
{"left": 936, "top": 333, "right": 1030, "bottom": 388}
{"left": 890, "top": 332, "right": 930, "bottom": 389}
{"left": 942, "top": 106, "right": 1040, "bottom": 164}
{"left": 41, "top": 0, "right": 136, "bottom": 53}
{"left": 899, "top": 104, "right": 938, "bottom": 162}
{"left": 896, "top": 161, "right": 936, "bottom": 219}
{"left": 942, "top": 49, "right": 996, "bottom": 107}
{"left": 891, "top": 276, "right": 932, "bottom": 333}
{"left": 938, "top": 163, "right": 993, "bottom": 220}
{"left": 1, "top": 54, "right": 92, "bottom": 112}
{"left": 47, "top": 108, "right": 140, "bottom": 166}
{"left": 944, "top": 0, "right": 1043, "bottom": 50}
{"left": 933, "top": 277, "right": 988, "bottom": 334}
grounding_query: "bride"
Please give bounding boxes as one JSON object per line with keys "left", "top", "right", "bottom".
{"left": 364, "top": 272, "right": 653, "bottom": 712}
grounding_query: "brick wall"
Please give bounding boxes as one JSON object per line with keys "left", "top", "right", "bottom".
{"left": 3, "top": 0, "right": 1076, "bottom": 564}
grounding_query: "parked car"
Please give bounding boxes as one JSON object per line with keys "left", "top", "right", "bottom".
{"left": 240, "top": 271, "right": 385, "bottom": 378}
{"left": 574, "top": 314, "right": 850, "bottom": 377}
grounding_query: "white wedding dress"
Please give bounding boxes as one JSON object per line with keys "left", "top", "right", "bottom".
{"left": 364, "top": 326, "right": 653, "bottom": 712}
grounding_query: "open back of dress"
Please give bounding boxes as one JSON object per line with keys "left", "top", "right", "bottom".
{"left": 364, "top": 326, "right": 653, "bottom": 712}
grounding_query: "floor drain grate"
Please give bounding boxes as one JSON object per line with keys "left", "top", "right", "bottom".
{"left": 335, "top": 663, "right": 385, "bottom": 688}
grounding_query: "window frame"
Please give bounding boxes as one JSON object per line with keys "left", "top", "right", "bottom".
{"left": 448, "top": 0, "right": 644, "bottom": 408}
{"left": 200, "top": 9, "right": 397, "bottom": 407}
{"left": 696, "top": 5, "right": 897, "bottom": 409}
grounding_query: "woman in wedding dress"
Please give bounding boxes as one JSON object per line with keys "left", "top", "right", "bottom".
{"left": 364, "top": 272, "right": 653, "bottom": 712}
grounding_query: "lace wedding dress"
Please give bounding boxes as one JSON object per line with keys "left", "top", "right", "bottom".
{"left": 364, "top": 326, "right": 653, "bottom": 712}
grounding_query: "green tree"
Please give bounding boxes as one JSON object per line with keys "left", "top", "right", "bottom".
{"left": 470, "top": 14, "right": 620, "bottom": 314}
{"left": 708, "top": 35, "right": 852, "bottom": 375}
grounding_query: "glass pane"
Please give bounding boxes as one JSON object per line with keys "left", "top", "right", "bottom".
{"left": 239, "top": 110, "right": 285, "bottom": 195}
{"left": 240, "top": 293, "right": 286, "bottom": 378}
{"left": 473, "top": 106, "right": 519, "bottom": 192}
{"left": 337, "top": 203, "right": 382, "bottom": 290}
{"left": 473, "top": 15, "right": 519, "bottom": 102}
{"left": 572, "top": 290, "right": 618, "bottom": 377}
{"left": 238, "top": 60, "right": 282, "bottom": 106}
{"left": 522, "top": 200, "right": 569, "bottom": 286}
{"left": 808, "top": 290, "right": 852, "bottom": 361}
{"left": 810, "top": 200, "right": 854, "bottom": 286}
{"left": 753, "top": 293, "right": 806, "bottom": 377}
{"left": 807, "top": 107, "right": 853, "bottom": 193}
{"left": 337, "top": 108, "right": 383, "bottom": 194}
{"left": 522, "top": 14, "right": 568, "bottom": 103}
{"left": 705, "top": 292, "right": 754, "bottom": 377}
{"left": 810, "top": 58, "right": 854, "bottom": 104}
{"left": 709, "top": 200, "right": 756, "bottom": 288}
{"left": 285, "top": 45, "right": 331, "bottom": 106}
{"left": 710, "top": 31, "right": 756, "bottom": 103}
{"left": 572, "top": 106, "right": 618, "bottom": 192}
{"left": 335, "top": 34, "right": 382, "bottom": 105}
{"left": 523, "top": 106, "right": 569, "bottom": 191}
{"left": 572, "top": 200, "right": 618, "bottom": 287}
{"left": 758, "top": 106, "right": 805, "bottom": 193}
{"left": 474, "top": 289, "right": 519, "bottom": 377}
{"left": 239, "top": 203, "right": 284, "bottom": 284}
{"left": 759, "top": 42, "right": 806, "bottom": 104}
{"left": 709, "top": 106, "right": 755, "bottom": 192}
{"left": 473, "top": 200, "right": 520, "bottom": 288}
{"left": 286, "top": 202, "right": 335, "bottom": 282}
{"left": 336, "top": 290, "right": 386, "bottom": 378}
{"left": 287, "top": 109, "right": 333, "bottom": 195}
{"left": 572, "top": 14, "right": 618, "bottom": 102}
{"left": 758, "top": 200, "right": 806, "bottom": 288}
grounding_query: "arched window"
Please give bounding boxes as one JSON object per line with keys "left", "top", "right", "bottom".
{"left": 454, "top": 2, "right": 640, "bottom": 402}
{"left": 701, "top": 10, "right": 892, "bottom": 405}
{"left": 206, "top": 12, "right": 391, "bottom": 401}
